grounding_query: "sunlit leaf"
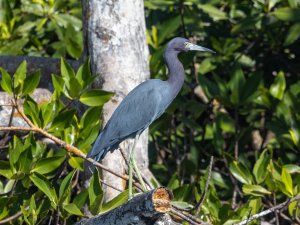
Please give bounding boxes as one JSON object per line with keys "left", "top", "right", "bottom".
{"left": 0, "top": 68, "right": 12, "bottom": 94}
{"left": 270, "top": 71, "right": 286, "bottom": 100}
{"left": 79, "top": 90, "right": 113, "bottom": 107}
{"left": 243, "top": 184, "right": 272, "bottom": 197}
{"left": 30, "top": 172, "right": 58, "bottom": 207}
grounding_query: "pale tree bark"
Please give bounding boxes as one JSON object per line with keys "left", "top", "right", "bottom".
{"left": 82, "top": 0, "right": 151, "bottom": 201}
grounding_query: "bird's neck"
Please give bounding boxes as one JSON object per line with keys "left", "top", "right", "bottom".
{"left": 164, "top": 50, "right": 185, "bottom": 96}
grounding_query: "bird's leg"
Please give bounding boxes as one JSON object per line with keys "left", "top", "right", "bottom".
{"left": 128, "top": 136, "right": 147, "bottom": 199}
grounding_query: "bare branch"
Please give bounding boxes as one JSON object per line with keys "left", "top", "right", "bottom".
{"left": 235, "top": 195, "right": 300, "bottom": 225}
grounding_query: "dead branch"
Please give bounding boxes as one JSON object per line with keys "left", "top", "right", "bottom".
{"left": 75, "top": 187, "right": 177, "bottom": 225}
{"left": 235, "top": 195, "right": 300, "bottom": 225}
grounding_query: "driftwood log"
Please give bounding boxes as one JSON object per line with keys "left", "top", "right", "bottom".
{"left": 75, "top": 187, "right": 180, "bottom": 225}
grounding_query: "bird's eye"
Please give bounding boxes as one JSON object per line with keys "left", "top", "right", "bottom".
{"left": 184, "top": 42, "right": 191, "bottom": 49}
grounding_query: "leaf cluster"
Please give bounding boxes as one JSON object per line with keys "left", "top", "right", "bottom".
{"left": 0, "top": 59, "right": 116, "bottom": 224}
{"left": 145, "top": 0, "right": 300, "bottom": 224}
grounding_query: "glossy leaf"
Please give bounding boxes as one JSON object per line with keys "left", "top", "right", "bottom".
{"left": 243, "top": 184, "right": 272, "bottom": 197}
{"left": 14, "top": 60, "right": 27, "bottom": 88}
{"left": 0, "top": 160, "right": 12, "bottom": 179}
{"left": 284, "top": 22, "right": 300, "bottom": 46}
{"left": 88, "top": 168, "right": 103, "bottom": 215}
{"left": 49, "top": 109, "right": 76, "bottom": 132}
{"left": 273, "top": 7, "right": 300, "bottom": 21}
{"left": 198, "top": 4, "right": 227, "bottom": 21}
{"left": 282, "top": 168, "right": 294, "bottom": 197}
{"left": 63, "top": 203, "right": 83, "bottom": 216}
{"left": 59, "top": 170, "right": 76, "bottom": 203}
{"left": 22, "top": 70, "right": 40, "bottom": 96}
{"left": 0, "top": 68, "right": 12, "bottom": 94}
{"left": 253, "top": 149, "right": 270, "bottom": 184}
{"left": 79, "top": 90, "right": 113, "bottom": 107}
{"left": 270, "top": 71, "right": 286, "bottom": 100}
{"left": 101, "top": 190, "right": 129, "bottom": 214}
{"left": 229, "top": 161, "right": 253, "bottom": 184}
{"left": 30, "top": 172, "right": 58, "bottom": 207}
{"left": 31, "top": 156, "right": 66, "bottom": 174}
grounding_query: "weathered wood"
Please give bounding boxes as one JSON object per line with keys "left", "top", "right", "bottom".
{"left": 75, "top": 187, "right": 179, "bottom": 225}
{"left": 82, "top": 0, "right": 151, "bottom": 201}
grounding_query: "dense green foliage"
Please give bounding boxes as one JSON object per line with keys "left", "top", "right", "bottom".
{"left": 0, "top": 0, "right": 300, "bottom": 224}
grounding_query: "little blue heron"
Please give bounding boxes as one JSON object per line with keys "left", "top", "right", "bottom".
{"left": 88, "top": 37, "right": 214, "bottom": 195}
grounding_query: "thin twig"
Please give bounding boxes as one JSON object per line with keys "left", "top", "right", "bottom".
{"left": 170, "top": 208, "right": 211, "bottom": 225}
{"left": 196, "top": 156, "right": 214, "bottom": 214}
{"left": 234, "top": 195, "right": 300, "bottom": 225}
{"left": 173, "top": 156, "right": 214, "bottom": 213}
{"left": 0, "top": 207, "right": 28, "bottom": 224}
{"left": 0, "top": 125, "right": 130, "bottom": 182}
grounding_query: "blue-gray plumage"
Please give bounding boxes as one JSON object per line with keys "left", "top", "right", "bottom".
{"left": 88, "top": 37, "right": 215, "bottom": 161}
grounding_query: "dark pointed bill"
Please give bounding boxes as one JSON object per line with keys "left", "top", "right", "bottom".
{"left": 185, "top": 42, "right": 216, "bottom": 53}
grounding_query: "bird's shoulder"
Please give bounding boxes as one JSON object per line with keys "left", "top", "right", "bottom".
{"left": 126, "top": 79, "right": 166, "bottom": 97}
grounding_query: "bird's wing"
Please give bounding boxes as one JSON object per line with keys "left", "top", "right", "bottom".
{"left": 107, "top": 82, "right": 163, "bottom": 139}
{"left": 88, "top": 80, "right": 165, "bottom": 159}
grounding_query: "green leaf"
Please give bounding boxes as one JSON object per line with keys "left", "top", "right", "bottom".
{"left": 253, "top": 149, "right": 270, "bottom": 184}
{"left": 88, "top": 168, "right": 102, "bottom": 203}
{"left": 49, "top": 109, "right": 76, "bottom": 132}
{"left": 31, "top": 156, "right": 66, "bottom": 174}
{"left": 242, "top": 184, "right": 271, "bottom": 197}
{"left": 171, "top": 201, "right": 193, "bottom": 209}
{"left": 282, "top": 168, "right": 294, "bottom": 197}
{"left": 0, "top": 68, "right": 12, "bottom": 94}
{"left": 52, "top": 74, "right": 64, "bottom": 94}
{"left": 76, "top": 58, "right": 94, "bottom": 89}
{"left": 14, "top": 60, "right": 27, "bottom": 89}
{"left": 60, "top": 58, "right": 75, "bottom": 88}
{"left": 101, "top": 190, "right": 129, "bottom": 214}
{"left": 63, "top": 203, "right": 83, "bottom": 216}
{"left": 59, "top": 170, "right": 76, "bottom": 203}
{"left": 79, "top": 89, "right": 113, "bottom": 107}
{"left": 88, "top": 168, "right": 103, "bottom": 214}
{"left": 273, "top": 7, "right": 300, "bottom": 21}
{"left": 68, "top": 157, "right": 84, "bottom": 171}
{"left": 0, "top": 160, "right": 12, "bottom": 179}
{"left": 68, "top": 77, "right": 82, "bottom": 98}
{"left": 73, "top": 189, "right": 88, "bottom": 209}
{"left": 198, "top": 4, "right": 227, "bottom": 21}
{"left": 18, "top": 148, "right": 32, "bottom": 173}
{"left": 229, "top": 65, "right": 245, "bottom": 105}
{"left": 41, "top": 101, "right": 56, "bottom": 128}
{"left": 11, "top": 135, "right": 23, "bottom": 165}
{"left": 231, "top": 14, "right": 263, "bottom": 34}
{"left": 157, "top": 16, "right": 181, "bottom": 45}
{"left": 23, "top": 96, "right": 41, "bottom": 127}
{"left": 283, "top": 164, "right": 300, "bottom": 174}
{"left": 30, "top": 172, "right": 58, "bottom": 207}
{"left": 198, "top": 75, "right": 220, "bottom": 100}
{"left": 229, "top": 161, "right": 253, "bottom": 184}
{"left": 270, "top": 71, "right": 286, "bottom": 100}
{"left": 80, "top": 107, "right": 101, "bottom": 129}
{"left": 240, "top": 73, "right": 261, "bottom": 103}
{"left": 22, "top": 70, "right": 40, "bottom": 96}
{"left": 284, "top": 22, "right": 300, "bottom": 46}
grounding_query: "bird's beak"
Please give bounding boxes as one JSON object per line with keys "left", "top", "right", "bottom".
{"left": 185, "top": 42, "right": 215, "bottom": 53}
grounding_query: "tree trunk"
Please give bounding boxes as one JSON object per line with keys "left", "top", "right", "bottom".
{"left": 82, "top": 0, "right": 150, "bottom": 201}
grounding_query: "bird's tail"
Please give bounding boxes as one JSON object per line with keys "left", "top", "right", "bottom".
{"left": 87, "top": 132, "right": 108, "bottom": 161}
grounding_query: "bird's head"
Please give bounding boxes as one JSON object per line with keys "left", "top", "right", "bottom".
{"left": 166, "top": 37, "right": 215, "bottom": 54}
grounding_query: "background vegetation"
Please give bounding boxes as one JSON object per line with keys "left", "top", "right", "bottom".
{"left": 0, "top": 0, "right": 300, "bottom": 224}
